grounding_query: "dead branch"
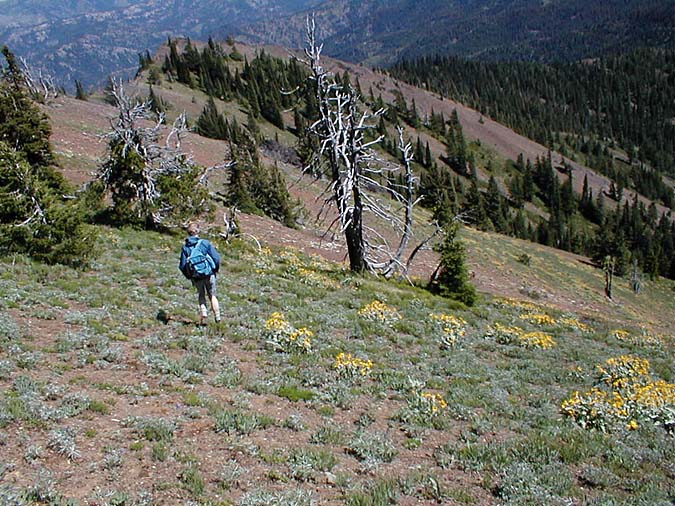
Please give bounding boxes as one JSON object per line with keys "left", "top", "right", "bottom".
{"left": 19, "top": 57, "right": 59, "bottom": 103}
{"left": 300, "top": 16, "right": 430, "bottom": 275}
{"left": 97, "top": 78, "right": 220, "bottom": 226}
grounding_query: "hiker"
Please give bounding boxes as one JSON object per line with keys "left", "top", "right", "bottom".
{"left": 179, "top": 223, "right": 221, "bottom": 324}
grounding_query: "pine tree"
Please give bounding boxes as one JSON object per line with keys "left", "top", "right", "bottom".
{"left": 227, "top": 142, "right": 296, "bottom": 227}
{"left": 227, "top": 144, "right": 256, "bottom": 214}
{"left": 512, "top": 208, "right": 528, "bottom": 239}
{"left": 462, "top": 180, "right": 488, "bottom": 229}
{"left": 424, "top": 142, "right": 432, "bottom": 169}
{"left": 147, "top": 85, "right": 167, "bottom": 116}
{"left": 195, "top": 97, "right": 228, "bottom": 140}
{"left": 1, "top": 47, "right": 55, "bottom": 172}
{"left": 522, "top": 159, "right": 535, "bottom": 202}
{"left": 445, "top": 109, "right": 468, "bottom": 175}
{"left": 485, "top": 175, "right": 508, "bottom": 233}
{"left": 430, "top": 222, "right": 477, "bottom": 306}
{"left": 0, "top": 47, "right": 96, "bottom": 266}
{"left": 246, "top": 110, "right": 261, "bottom": 144}
{"left": 560, "top": 173, "right": 576, "bottom": 217}
{"left": 98, "top": 80, "right": 210, "bottom": 228}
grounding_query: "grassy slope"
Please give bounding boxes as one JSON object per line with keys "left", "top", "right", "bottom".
{"left": 6, "top": 43, "right": 672, "bottom": 504}
{"left": 0, "top": 227, "right": 673, "bottom": 505}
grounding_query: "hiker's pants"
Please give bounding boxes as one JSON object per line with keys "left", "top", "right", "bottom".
{"left": 192, "top": 274, "right": 218, "bottom": 316}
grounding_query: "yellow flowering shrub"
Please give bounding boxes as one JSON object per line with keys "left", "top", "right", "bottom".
{"left": 486, "top": 323, "right": 555, "bottom": 349}
{"left": 562, "top": 355, "right": 675, "bottom": 433}
{"left": 558, "top": 316, "right": 591, "bottom": 333}
{"left": 417, "top": 391, "right": 448, "bottom": 415}
{"left": 519, "top": 331, "right": 556, "bottom": 349}
{"left": 430, "top": 313, "right": 467, "bottom": 348}
{"left": 334, "top": 352, "right": 373, "bottom": 380}
{"left": 485, "top": 323, "right": 523, "bottom": 343}
{"left": 611, "top": 328, "right": 664, "bottom": 347}
{"left": 403, "top": 390, "right": 448, "bottom": 426}
{"left": 596, "top": 355, "right": 651, "bottom": 389}
{"left": 561, "top": 388, "right": 622, "bottom": 431}
{"left": 358, "top": 300, "right": 401, "bottom": 325}
{"left": 494, "top": 297, "right": 541, "bottom": 312}
{"left": 519, "top": 312, "right": 557, "bottom": 326}
{"left": 263, "top": 312, "right": 313, "bottom": 353}
{"left": 612, "top": 329, "right": 630, "bottom": 341}
{"left": 250, "top": 247, "right": 274, "bottom": 273}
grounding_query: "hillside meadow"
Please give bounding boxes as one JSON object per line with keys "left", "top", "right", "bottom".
{"left": 0, "top": 224, "right": 673, "bottom": 505}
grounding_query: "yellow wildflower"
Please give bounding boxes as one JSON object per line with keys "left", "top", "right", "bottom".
{"left": 334, "top": 352, "right": 373, "bottom": 379}
{"left": 519, "top": 313, "right": 557, "bottom": 326}
{"left": 358, "top": 300, "right": 401, "bottom": 324}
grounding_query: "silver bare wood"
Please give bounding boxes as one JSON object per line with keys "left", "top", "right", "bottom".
{"left": 299, "top": 17, "right": 436, "bottom": 277}
{"left": 98, "top": 78, "right": 220, "bottom": 226}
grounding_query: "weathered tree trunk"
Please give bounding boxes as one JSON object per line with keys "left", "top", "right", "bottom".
{"left": 299, "top": 16, "right": 438, "bottom": 278}
{"left": 345, "top": 198, "right": 367, "bottom": 272}
{"left": 603, "top": 255, "right": 615, "bottom": 299}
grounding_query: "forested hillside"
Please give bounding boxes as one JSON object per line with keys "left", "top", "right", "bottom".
{"left": 391, "top": 49, "right": 675, "bottom": 182}
{"left": 74, "top": 37, "right": 675, "bottom": 283}
{"left": 390, "top": 49, "right": 675, "bottom": 280}
{"left": 241, "top": 0, "right": 675, "bottom": 65}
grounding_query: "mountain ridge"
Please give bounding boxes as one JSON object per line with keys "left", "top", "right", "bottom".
{"left": 2, "top": 0, "right": 674, "bottom": 89}
{"left": 237, "top": 0, "right": 675, "bottom": 65}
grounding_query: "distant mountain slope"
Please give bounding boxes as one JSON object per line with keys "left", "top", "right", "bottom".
{"left": 0, "top": 0, "right": 322, "bottom": 89}
{"left": 2, "top": 0, "right": 674, "bottom": 89}
{"left": 239, "top": 0, "right": 675, "bottom": 65}
{"left": 0, "top": 0, "right": 132, "bottom": 29}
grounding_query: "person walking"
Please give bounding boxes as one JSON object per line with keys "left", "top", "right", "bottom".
{"left": 179, "top": 223, "right": 221, "bottom": 325}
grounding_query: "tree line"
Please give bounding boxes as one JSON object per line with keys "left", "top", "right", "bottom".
{"left": 361, "top": 76, "right": 675, "bottom": 282}
{"left": 389, "top": 49, "right": 675, "bottom": 207}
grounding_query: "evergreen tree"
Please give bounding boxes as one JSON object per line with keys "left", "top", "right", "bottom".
{"left": 444, "top": 109, "right": 468, "bottom": 175}
{"left": 430, "top": 222, "right": 477, "bottom": 306}
{"left": 0, "top": 47, "right": 96, "bottom": 266}
{"left": 227, "top": 144, "right": 256, "bottom": 214}
{"left": 1, "top": 47, "right": 55, "bottom": 172}
{"left": 98, "top": 81, "right": 210, "bottom": 228}
{"left": 522, "top": 159, "right": 535, "bottom": 202}
{"left": 246, "top": 110, "right": 261, "bottom": 144}
{"left": 462, "top": 180, "right": 488, "bottom": 229}
{"left": 512, "top": 208, "right": 528, "bottom": 239}
{"left": 147, "top": 85, "right": 167, "bottom": 116}
{"left": 485, "top": 175, "right": 509, "bottom": 233}
{"left": 195, "top": 97, "right": 228, "bottom": 140}
{"left": 508, "top": 173, "right": 524, "bottom": 208}
{"left": 424, "top": 142, "right": 432, "bottom": 169}
{"left": 227, "top": 143, "right": 295, "bottom": 227}
{"left": 560, "top": 173, "right": 576, "bottom": 217}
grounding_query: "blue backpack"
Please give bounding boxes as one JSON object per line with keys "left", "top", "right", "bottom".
{"left": 186, "top": 240, "right": 216, "bottom": 279}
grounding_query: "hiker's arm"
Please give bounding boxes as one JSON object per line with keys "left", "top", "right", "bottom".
{"left": 208, "top": 243, "right": 221, "bottom": 272}
{"left": 178, "top": 247, "right": 189, "bottom": 278}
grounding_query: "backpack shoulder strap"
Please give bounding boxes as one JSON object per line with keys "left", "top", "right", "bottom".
{"left": 191, "top": 239, "right": 205, "bottom": 253}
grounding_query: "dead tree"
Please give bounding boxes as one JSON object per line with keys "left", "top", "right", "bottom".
{"left": 299, "top": 18, "right": 432, "bottom": 276}
{"left": 97, "top": 78, "right": 214, "bottom": 227}
{"left": 603, "top": 255, "right": 615, "bottom": 299}
{"left": 630, "top": 258, "right": 642, "bottom": 295}
{"left": 19, "top": 56, "right": 59, "bottom": 103}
